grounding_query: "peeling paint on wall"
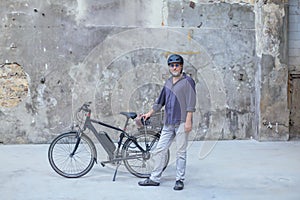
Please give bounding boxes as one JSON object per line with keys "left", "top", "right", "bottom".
{"left": 255, "top": 1, "right": 285, "bottom": 58}
{"left": 0, "top": 63, "right": 29, "bottom": 108}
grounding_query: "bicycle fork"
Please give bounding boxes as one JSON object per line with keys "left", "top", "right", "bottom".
{"left": 70, "top": 135, "right": 81, "bottom": 157}
{"left": 70, "top": 134, "right": 97, "bottom": 165}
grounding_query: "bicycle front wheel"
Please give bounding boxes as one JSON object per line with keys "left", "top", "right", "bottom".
{"left": 48, "top": 131, "right": 96, "bottom": 178}
{"left": 122, "top": 132, "right": 169, "bottom": 178}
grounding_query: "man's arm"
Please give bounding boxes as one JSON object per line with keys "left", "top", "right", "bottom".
{"left": 185, "top": 77, "right": 196, "bottom": 133}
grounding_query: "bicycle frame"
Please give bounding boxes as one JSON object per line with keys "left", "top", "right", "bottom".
{"left": 79, "top": 109, "right": 150, "bottom": 165}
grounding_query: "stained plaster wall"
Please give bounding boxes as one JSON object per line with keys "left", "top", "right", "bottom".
{"left": 255, "top": 0, "right": 289, "bottom": 140}
{"left": 0, "top": 0, "right": 289, "bottom": 143}
{"left": 289, "top": 0, "right": 300, "bottom": 71}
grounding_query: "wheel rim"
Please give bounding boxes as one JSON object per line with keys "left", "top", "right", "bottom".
{"left": 49, "top": 133, "right": 94, "bottom": 178}
{"left": 123, "top": 133, "right": 169, "bottom": 178}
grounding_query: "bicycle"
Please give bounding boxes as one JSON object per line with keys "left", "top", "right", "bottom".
{"left": 48, "top": 102, "right": 170, "bottom": 181}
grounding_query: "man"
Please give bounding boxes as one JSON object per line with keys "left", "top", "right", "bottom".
{"left": 138, "top": 54, "right": 196, "bottom": 190}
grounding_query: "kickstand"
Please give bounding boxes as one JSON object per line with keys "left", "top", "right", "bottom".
{"left": 112, "top": 162, "right": 121, "bottom": 181}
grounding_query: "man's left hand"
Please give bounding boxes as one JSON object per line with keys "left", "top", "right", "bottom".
{"left": 184, "top": 121, "right": 192, "bottom": 133}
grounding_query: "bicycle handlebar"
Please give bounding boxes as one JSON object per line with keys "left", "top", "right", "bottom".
{"left": 78, "top": 102, "right": 92, "bottom": 113}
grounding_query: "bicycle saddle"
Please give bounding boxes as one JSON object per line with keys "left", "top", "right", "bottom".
{"left": 120, "top": 112, "right": 137, "bottom": 119}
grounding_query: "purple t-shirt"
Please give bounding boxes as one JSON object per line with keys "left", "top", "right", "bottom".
{"left": 152, "top": 73, "right": 196, "bottom": 125}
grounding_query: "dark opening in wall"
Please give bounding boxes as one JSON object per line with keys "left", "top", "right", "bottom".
{"left": 289, "top": 73, "right": 300, "bottom": 140}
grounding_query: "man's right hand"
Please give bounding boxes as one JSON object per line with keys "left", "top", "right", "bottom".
{"left": 141, "top": 112, "right": 151, "bottom": 120}
{"left": 141, "top": 109, "right": 154, "bottom": 120}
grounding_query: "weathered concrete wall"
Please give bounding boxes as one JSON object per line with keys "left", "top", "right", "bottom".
{"left": 289, "top": 0, "right": 300, "bottom": 71}
{"left": 0, "top": 0, "right": 289, "bottom": 143}
{"left": 254, "top": 0, "right": 289, "bottom": 141}
{"left": 288, "top": 0, "right": 300, "bottom": 139}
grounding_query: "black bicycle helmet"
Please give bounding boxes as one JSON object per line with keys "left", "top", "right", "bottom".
{"left": 167, "top": 54, "right": 184, "bottom": 65}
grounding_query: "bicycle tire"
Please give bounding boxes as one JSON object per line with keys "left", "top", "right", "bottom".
{"left": 48, "top": 131, "right": 96, "bottom": 178}
{"left": 122, "top": 131, "right": 170, "bottom": 178}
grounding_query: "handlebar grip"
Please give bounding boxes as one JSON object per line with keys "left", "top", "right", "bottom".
{"left": 141, "top": 117, "right": 151, "bottom": 126}
{"left": 84, "top": 101, "right": 92, "bottom": 107}
{"left": 78, "top": 102, "right": 92, "bottom": 112}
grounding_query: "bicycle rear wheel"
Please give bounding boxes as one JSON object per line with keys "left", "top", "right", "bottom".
{"left": 122, "top": 132, "right": 169, "bottom": 178}
{"left": 48, "top": 131, "right": 96, "bottom": 178}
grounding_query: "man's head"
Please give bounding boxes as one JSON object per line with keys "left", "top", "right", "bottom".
{"left": 167, "top": 54, "right": 184, "bottom": 77}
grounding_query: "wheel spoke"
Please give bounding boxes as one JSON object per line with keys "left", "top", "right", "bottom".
{"left": 122, "top": 132, "right": 169, "bottom": 178}
{"left": 48, "top": 132, "right": 95, "bottom": 178}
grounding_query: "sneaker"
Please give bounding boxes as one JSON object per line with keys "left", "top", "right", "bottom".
{"left": 173, "top": 180, "right": 184, "bottom": 190}
{"left": 138, "top": 178, "right": 160, "bottom": 186}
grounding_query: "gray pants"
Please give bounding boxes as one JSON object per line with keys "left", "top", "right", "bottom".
{"left": 150, "top": 123, "right": 188, "bottom": 182}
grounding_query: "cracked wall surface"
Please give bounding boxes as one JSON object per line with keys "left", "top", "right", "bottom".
{"left": 0, "top": 0, "right": 291, "bottom": 143}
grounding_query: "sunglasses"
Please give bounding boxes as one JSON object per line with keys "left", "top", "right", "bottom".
{"left": 169, "top": 63, "right": 181, "bottom": 68}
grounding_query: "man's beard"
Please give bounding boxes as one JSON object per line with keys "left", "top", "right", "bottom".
{"left": 169, "top": 70, "right": 181, "bottom": 77}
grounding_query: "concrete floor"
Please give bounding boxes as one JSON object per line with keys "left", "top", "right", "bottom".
{"left": 0, "top": 140, "right": 300, "bottom": 200}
